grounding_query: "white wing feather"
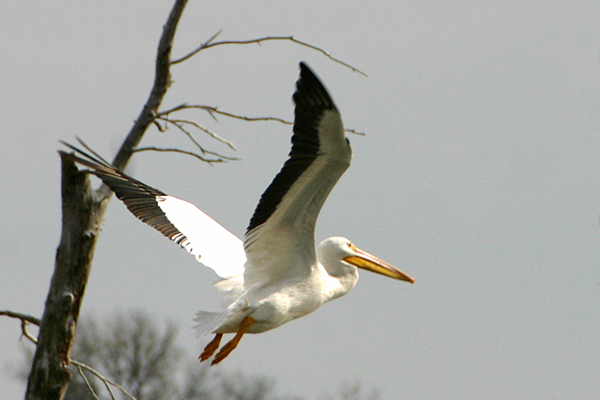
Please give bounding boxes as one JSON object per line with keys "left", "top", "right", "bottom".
{"left": 60, "top": 141, "right": 246, "bottom": 283}
{"left": 244, "top": 109, "right": 350, "bottom": 288}
{"left": 156, "top": 195, "right": 246, "bottom": 279}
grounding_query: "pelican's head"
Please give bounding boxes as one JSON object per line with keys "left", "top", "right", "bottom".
{"left": 318, "top": 237, "right": 415, "bottom": 284}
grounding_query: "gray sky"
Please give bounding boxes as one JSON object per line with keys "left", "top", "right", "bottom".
{"left": 2, "top": 1, "right": 600, "bottom": 399}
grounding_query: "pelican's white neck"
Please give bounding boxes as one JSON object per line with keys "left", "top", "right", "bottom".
{"left": 317, "top": 237, "right": 360, "bottom": 302}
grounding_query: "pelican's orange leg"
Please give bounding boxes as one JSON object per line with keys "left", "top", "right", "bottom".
{"left": 211, "top": 316, "right": 255, "bottom": 365}
{"left": 199, "top": 333, "right": 223, "bottom": 362}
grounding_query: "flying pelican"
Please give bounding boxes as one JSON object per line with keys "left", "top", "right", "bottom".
{"left": 62, "top": 62, "right": 414, "bottom": 365}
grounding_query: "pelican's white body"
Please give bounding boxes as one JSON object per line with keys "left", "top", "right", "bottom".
{"left": 195, "top": 237, "right": 359, "bottom": 335}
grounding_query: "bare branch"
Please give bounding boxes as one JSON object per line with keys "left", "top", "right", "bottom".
{"left": 152, "top": 118, "right": 163, "bottom": 132}
{"left": 159, "top": 104, "right": 292, "bottom": 125}
{"left": 71, "top": 360, "right": 137, "bottom": 400}
{"left": 1, "top": 310, "right": 41, "bottom": 326}
{"left": 6, "top": 310, "right": 138, "bottom": 400}
{"left": 345, "top": 128, "right": 366, "bottom": 136}
{"left": 172, "top": 34, "right": 368, "bottom": 77}
{"left": 1, "top": 310, "right": 40, "bottom": 345}
{"left": 74, "top": 365, "right": 102, "bottom": 400}
{"left": 155, "top": 115, "right": 237, "bottom": 150}
{"left": 158, "top": 104, "right": 367, "bottom": 135}
{"left": 108, "top": 0, "right": 189, "bottom": 179}
{"left": 177, "top": 29, "right": 222, "bottom": 63}
{"left": 21, "top": 322, "right": 39, "bottom": 344}
{"left": 203, "top": 106, "right": 291, "bottom": 125}
{"left": 133, "top": 146, "right": 238, "bottom": 163}
{"left": 156, "top": 103, "right": 197, "bottom": 116}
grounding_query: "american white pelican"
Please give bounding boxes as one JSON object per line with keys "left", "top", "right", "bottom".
{"left": 62, "top": 62, "right": 414, "bottom": 365}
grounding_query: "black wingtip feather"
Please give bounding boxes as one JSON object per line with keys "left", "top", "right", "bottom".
{"left": 60, "top": 142, "right": 194, "bottom": 246}
{"left": 295, "top": 62, "right": 336, "bottom": 110}
{"left": 246, "top": 63, "right": 338, "bottom": 234}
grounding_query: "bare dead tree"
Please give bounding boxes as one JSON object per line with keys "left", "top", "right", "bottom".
{"left": 23, "top": 2, "right": 189, "bottom": 399}
{"left": 3, "top": 1, "right": 366, "bottom": 399}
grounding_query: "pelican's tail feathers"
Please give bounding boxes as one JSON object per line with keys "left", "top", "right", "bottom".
{"left": 193, "top": 311, "right": 226, "bottom": 337}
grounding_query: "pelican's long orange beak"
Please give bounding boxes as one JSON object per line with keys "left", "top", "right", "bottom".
{"left": 344, "top": 247, "right": 415, "bottom": 284}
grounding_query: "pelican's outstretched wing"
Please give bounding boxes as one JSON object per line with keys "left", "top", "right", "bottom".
{"left": 243, "top": 62, "right": 352, "bottom": 287}
{"left": 61, "top": 142, "right": 246, "bottom": 280}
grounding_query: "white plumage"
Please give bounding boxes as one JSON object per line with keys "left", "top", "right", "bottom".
{"left": 62, "top": 62, "right": 414, "bottom": 365}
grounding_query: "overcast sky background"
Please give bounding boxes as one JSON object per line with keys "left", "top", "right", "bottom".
{"left": 2, "top": 1, "right": 600, "bottom": 399}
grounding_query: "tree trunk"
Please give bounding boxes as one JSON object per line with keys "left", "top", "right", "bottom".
{"left": 24, "top": 1, "right": 187, "bottom": 398}
{"left": 25, "top": 155, "right": 106, "bottom": 400}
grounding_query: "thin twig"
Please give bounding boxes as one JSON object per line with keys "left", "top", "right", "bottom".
{"left": 3, "top": 311, "right": 138, "bottom": 400}
{"left": 133, "top": 146, "right": 238, "bottom": 163}
{"left": 172, "top": 35, "right": 368, "bottom": 77}
{"left": 159, "top": 104, "right": 292, "bottom": 125}
{"left": 109, "top": 0, "right": 188, "bottom": 174}
{"left": 344, "top": 128, "right": 366, "bottom": 136}
{"left": 152, "top": 119, "right": 163, "bottom": 132}
{"left": 180, "top": 29, "right": 222, "bottom": 62}
{"left": 158, "top": 104, "right": 366, "bottom": 135}
{"left": 22, "top": 321, "right": 38, "bottom": 344}
{"left": 70, "top": 360, "right": 137, "bottom": 400}
{"left": 75, "top": 365, "right": 101, "bottom": 400}
{"left": 155, "top": 115, "right": 237, "bottom": 150}
{"left": 0, "top": 310, "right": 41, "bottom": 325}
